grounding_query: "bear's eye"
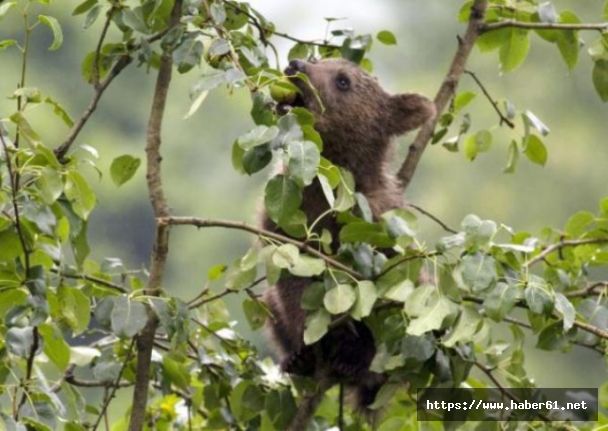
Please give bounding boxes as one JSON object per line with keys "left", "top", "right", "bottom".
{"left": 335, "top": 74, "right": 351, "bottom": 91}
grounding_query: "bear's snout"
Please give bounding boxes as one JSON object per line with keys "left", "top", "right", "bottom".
{"left": 285, "top": 59, "right": 307, "bottom": 76}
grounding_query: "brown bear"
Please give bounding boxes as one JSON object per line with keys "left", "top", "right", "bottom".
{"left": 262, "top": 58, "right": 435, "bottom": 411}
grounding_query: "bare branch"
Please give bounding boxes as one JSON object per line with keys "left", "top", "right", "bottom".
{"left": 565, "top": 281, "right": 608, "bottom": 299}
{"left": 55, "top": 26, "right": 177, "bottom": 161}
{"left": 55, "top": 55, "right": 132, "bottom": 161}
{"left": 0, "top": 134, "right": 30, "bottom": 274}
{"left": 481, "top": 20, "right": 608, "bottom": 33}
{"left": 397, "top": 0, "right": 488, "bottom": 190}
{"left": 160, "top": 216, "right": 362, "bottom": 280}
{"left": 92, "top": 7, "right": 116, "bottom": 88}
{"left": 406, "top": 203, "right": 458, "bottom": 234}
{"left": 128, "top": 2, "right": 182, "bottom": 430}
{"left": 464, "top": 69, "right": 515, "bottom": 128}
{"left": 50, "top": 267, "right": 127, "bottom": 293}
{"left": 525, "top": 238, "right": 608, "bottom": 267}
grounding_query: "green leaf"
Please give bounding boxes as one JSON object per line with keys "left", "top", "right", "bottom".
{"left": 6, "top": 326, "right": 34, "bottom": 357}
{"left": 383, "top": 279, "right": 414, "bottom": 303}
{"left": 460, "top": 253, "right": 497, "bottom": 292}
{"left": 72, "top": 0, "right": 97, "bottom": 15}
{"left": 565, "top": 211, "right": 594, "bottom": 237}
{"left": 162, "top": 356, "right": 191, "bottom": 390}
{"left": 593, "top": 59, "right": 608, "bottom": 102}
{"left": 0, "top": 1, "right": 17, "bottom": 21}
{"left": 463, "top": 129, "right": 493, "bottom": 161}
{"left": 0, "top": 288, "right": 28, "bottom": 316}
{"left": 443, "top": 305, "right": 482, "bottom": 347}
{"left": 288, "top": 43, "right": 311, "bottom": 60}
{"left": 65, "top": 171, "right": 96, "bottom": 219}
{"left": 453, "top": 91, "right": 476, "bottom": 113}
{"left": 237, "top": 125, "right": 279, "bottom": 150}
{"left": 39, "top": 323, "right": 70, "bottom": 371}
{"left": 110, "top": 154, "right": 141, "bottom": 186}
{"left": 207, "top": 264, "right": 227, "bottom": 281}
{"left": 57, "top": 286, "right": 91, "bottom": 334}
{"left": 243, "top": 298, "right": 269, "bottom": 330}
{"left": 483, "top": 282, "right": 518, "bottom": 321}
{"left": 0, "top": 228, "right": 24, "bottom": 261}
{"left": 37, "top": 167, "right": 63, "bottom": 205}
{"left": 523, "top": 134, "right": 548, "bottom": 166}
{"left": 377, "top": 30, "right": 397, "bottom": 45}
{"left": 264, "top": 175, "right": 302, "bottom": 225}
{"left": 111, "top": 296, "right": 148, "bottom": 338}
{"left": 323, "top": 284, "right": 356, "bottom": 314}
{"left": 289, "top": 256, "right": 326, "bottom": 277}
{"left": 351, "top": 280, "right": 378, "bottom": 320}
{"left": 554, "top": 293, "right": 575, "bottom": 331}
{"left": 242, "top": 144, "right": 272, "bottom": 175}
{"left": 44, "top": 96, "right": 74, "bottom": 127}
{"left": 288, "top": 140, "right": 320, "bottom": 186}
{"left": 10, "top": 112, "right": 40, "bottom": 144}
{"left": 339, "top": 221, "right": 395, "bottom": 248}
{"left": 524, "top": 275, "right": 554, "bottom": 315}
{"left": 503, "top": 140, "right": 519, "bottom": 173}
{"left": 499, "top": 28, "right": 530, "bottom": 71}
{"left": 477, "top": 27, "right": 508, "bottom": 52}
{"left": 303, "top": 309, "right": 330, "bottom": 344}
{"left": 38, "top": 15, "right": 63, "bottom": 51}
{"left": 407, "top": 295, "right": 456, "bottom": 336}
{"left": 0, "top": 39, "right": 17, "bottom": 51}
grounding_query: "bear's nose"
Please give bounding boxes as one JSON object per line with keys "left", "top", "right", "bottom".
{"left": 285, "top": 59, "right": 306, "bottom": 76}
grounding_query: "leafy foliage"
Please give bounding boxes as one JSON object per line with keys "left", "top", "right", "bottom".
{"left": 0, "top": 0, "right": 607, "bottom": 430}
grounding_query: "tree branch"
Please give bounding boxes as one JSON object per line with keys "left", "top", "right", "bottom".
{"left": 54, "top": 55, "right": 132, "bottom": 161}
{"left": 464, "top": 69, "right": 515, "bottom": 128}
{"left": 481, "top": 20, "right": 608, "bottom": 33}
{"left": 50, "top": 267, "right": 127, "bottom": 293}
{"left": 160, "top": 216, "right": 362, "bottom": 280}
{"left": 288, "top": 371, "right": 334, "bottom": 431}
{"left": 397, "top": 0, "right": 488, "bottom": 190}
{"left": 525, "top": 238, "right": 608, "bottom": 267}
{"left": 406, "top": 203, "right": 458, "bottom": 234}
{"left": 128, "top": 2, "right": 182, "bottom": 430}
{"left": 54, "top": 26, "right": 177, "bottom": 161}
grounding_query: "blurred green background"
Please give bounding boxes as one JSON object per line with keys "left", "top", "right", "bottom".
{"left": 1, "top": 0, "right": 607, "bottom": 392}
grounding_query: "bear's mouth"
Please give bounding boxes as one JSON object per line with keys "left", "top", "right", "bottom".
{"left": 276, "top": 92, "right": 307, "bottom": 115}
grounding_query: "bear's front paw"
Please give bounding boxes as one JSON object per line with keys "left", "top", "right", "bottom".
{"left": 281, "top": 348, "right": 315, "bottom": 376}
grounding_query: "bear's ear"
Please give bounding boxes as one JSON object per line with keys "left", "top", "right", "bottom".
{"left": 387, "top": 93, "right": 436, "bottom": 136}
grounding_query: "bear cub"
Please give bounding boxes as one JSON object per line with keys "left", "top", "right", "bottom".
{"left": 262, "top": 58, "right": 435, "bottom": 408}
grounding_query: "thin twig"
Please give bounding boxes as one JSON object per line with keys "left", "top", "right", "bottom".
{"left": 55, "top": 55, "right": 132, "bottom": 160}
{"left": 481, "top": 20, "right": 608, "bottom": 33}
{"left": 160, "top": 216, "right": 362, "bottom": 280}
{"left": 374, "top": 251, "right": 440, "bottom": 280}
{"left": 54, "top": 26, "right": 177, "bottom": 161}
{"left": 50, "top": 267, "right": 127, "bottom": 293}
{"left": 15, "top": 327, "right": 38, "bottom": 419}
{"left": 565, "top": 281, "right": 608, "bottom": 298}
{"left": 188, "top": 276, "right": 266, "bottom": 309}
{"left": 92, "top": 6, "right": 116, "bottom": 88}
{"left": 92, "top": 339, "right": 135, "bottom": 431}
{"left": 406, "top": 203, "right": 458, "bottom": 234}
{"left": 272, "top": 30, "right": 341, "bottom": 49}
{"left": 474, "top": 361, "right": 551, "bottom": 422}
{"left": 503, "top": 315, "right": 604, "bottom": 354}
{"left": 464, "top": 69, "right": 515, "bottom": 128}
{"left": 397, "top": 0, "right": 488, "bottom": 190}
{"left": 0, "top": 134, "right": 30, "bottom": 274}
{"left": 525, "top": 238, "right": 608, "bottom": 267}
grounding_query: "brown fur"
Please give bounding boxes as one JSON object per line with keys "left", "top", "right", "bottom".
{"left": 262, "top": 58, "right": 435, "bottom": 409}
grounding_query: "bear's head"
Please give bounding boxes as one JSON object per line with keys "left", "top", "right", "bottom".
{"left": 283, "top": 58, "right": 435, "bottom": 147}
